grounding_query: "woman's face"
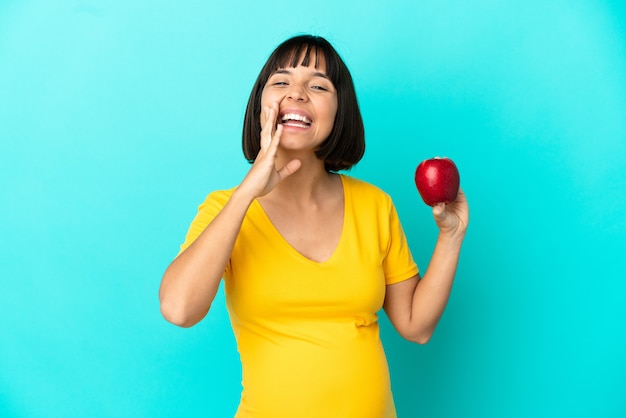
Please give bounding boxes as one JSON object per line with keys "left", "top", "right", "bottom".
{"left": 260, "top": 52, "right": 338, "bottom": 154}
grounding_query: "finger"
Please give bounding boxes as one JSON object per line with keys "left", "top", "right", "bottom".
{"left": 267, "top": 124, "right": 283, "bottom": 154}
{"left": 267, "top": 101, "right": 280, "bottom": 127}
{"left": 260, "top": 107, "right": 275, "bottom": 151}
{"left": 260, "top": 105, "right": 267, "bottom": 126}
{"left": 433, "top": 203, "right": 455, "bottom": 230}
{"left": 432, "top": 202, "right": 446, "bottom": 220}
{"left": 456, "top": 187, "right": 467, "bottom": 202}
{"left": 277, "top": 158, "right": 302, "bottom": 180}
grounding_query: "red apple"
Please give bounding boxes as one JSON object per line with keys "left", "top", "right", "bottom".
{"left": 414, "top": 157, "right": 460, "bottom": 206}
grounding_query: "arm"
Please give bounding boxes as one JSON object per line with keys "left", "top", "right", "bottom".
{"left": 159, "top": 189, "right": 255, "bottom": 327}
{"left": 159, "top": 104, "right": 300, "bottom": 327}
{"left": 383, "top": 188, "right": 469, "bottom": 344}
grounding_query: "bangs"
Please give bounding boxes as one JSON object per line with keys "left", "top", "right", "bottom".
{"left": 278, "top": 44, "right": 321, "bottom": 69}
{"left": 266, "top": 38, "right": 340, "bottom": 85}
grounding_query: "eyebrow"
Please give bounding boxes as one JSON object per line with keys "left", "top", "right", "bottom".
{"left": 272, "top": 69, "right": 331, "bottom": 80}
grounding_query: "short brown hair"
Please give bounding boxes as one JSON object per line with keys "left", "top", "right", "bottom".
{"left": 242, "top": 35, "right": 365, "bottom": 172}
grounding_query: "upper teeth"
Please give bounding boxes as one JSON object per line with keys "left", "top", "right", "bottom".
{"left": 282, "top": 113, "right": 311, "bottom": 124}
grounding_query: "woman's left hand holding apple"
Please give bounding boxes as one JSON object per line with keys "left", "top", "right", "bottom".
{"left": 432, "top": 187, "right": 469, "bottom": 240}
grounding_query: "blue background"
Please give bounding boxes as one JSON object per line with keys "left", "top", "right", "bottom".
{"left": 1, "top": 1, "right": 625, "bottom": 417}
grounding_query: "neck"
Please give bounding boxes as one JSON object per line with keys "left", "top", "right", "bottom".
{"left": 268, "top": 155, "right": 338, "bottom": 204}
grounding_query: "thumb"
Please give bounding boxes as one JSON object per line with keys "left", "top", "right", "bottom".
{"left": 432, "top": 203, "right": 448, "bottom": 225}
{"left": 277, "top": 159, "right": 302, "bottom": 181}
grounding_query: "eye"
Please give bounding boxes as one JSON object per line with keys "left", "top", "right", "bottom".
{"left": 267, "top": 74, "right": 290, "bottom": 87}
{"left": 310, "top": 77, "right": 334, "bottom": 92}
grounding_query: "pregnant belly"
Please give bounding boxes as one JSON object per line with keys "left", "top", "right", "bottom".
{"left": 235, "top": 322, "right": 396, "bottom": 418}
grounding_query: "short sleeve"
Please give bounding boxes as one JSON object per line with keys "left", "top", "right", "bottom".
{"left": 383, "top": 201, "right": 419, "bottom": 285}
{"left": 178, "top": 189, "right": 233, "bottom": 255}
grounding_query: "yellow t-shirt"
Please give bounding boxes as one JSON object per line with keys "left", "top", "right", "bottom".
{"left": 180, "top": 174, "right": 419, "bottom": 418}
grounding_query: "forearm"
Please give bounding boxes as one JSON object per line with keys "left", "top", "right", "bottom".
{"left": 159, "top": 189, "right": 254, "bottom": 327}
{"left": 409, "top": 232, "right": 464, "bottom": 342}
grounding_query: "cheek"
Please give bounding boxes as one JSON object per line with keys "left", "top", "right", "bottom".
{"left": 329, "top": 95, "right": 338, "bottom": 116}
{"left": 260, "top": 90, "right": 269, "bottom": 106}
{"left": 319, "top": 111, "right": 337, "bottom": 137}
{"left": 325, "top": 100, "right": 338, "bottom": 128}
{"left": 260, "top": 84, "right": 278, "bottom": 105}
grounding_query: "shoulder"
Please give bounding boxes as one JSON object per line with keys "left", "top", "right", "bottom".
{"left": 199, "top": 187, "right": 236, "bottom": 207}
{"left": 341, "top": 174, "right": 393, "bottom": 206}
{"left": 193, "top": 187, "right": 237, "bottom": 217}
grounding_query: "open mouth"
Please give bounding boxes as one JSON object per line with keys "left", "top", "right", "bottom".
{"left": 281, "top": 113, "right": 312, "bottom": 128}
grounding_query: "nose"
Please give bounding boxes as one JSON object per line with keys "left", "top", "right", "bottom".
{"left": 286, "top": 82, "right": 307, "bottom": 102}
